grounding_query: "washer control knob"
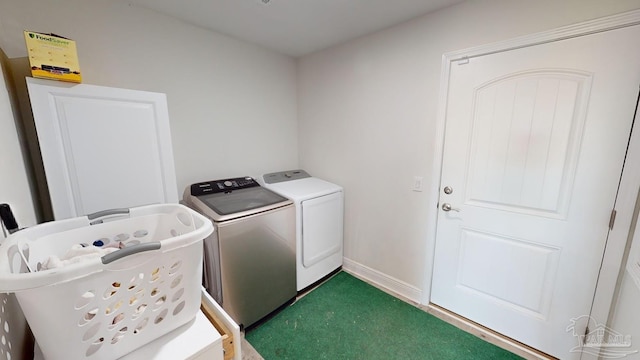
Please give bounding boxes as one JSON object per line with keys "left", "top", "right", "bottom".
{"left": 224, "top": 181, "right": 233, "bottom": 187}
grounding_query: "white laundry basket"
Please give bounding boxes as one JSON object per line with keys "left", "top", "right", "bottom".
{"left": 0, "top": 204, "right": 213, "bottom": 360}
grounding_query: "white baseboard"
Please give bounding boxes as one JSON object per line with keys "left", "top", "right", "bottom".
{"left": 342, "top": 257, "right": 423, "bottom": 304}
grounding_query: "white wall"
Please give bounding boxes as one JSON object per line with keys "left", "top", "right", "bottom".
{"left": 0, "top": 0, "right": 299, "bottom": 196}
{"left": 0, "top": 47, "right": 35, "bottom": 360}
{"left": 297, "top": 0, "right": 640, "bottom": 302}
{"left": 0, "top": 51, "right": 37, "bottom": 235}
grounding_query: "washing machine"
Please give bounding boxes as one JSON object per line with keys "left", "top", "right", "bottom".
{"left": 183, "top": 176, "right": 296, "bottom": 329}
{"left": 262, "top": 170, "right": 343, "bottom": 291}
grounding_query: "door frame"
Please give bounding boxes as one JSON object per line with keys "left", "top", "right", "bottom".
{"left": 422, "top": 8, "right": 640, "bottom": 352}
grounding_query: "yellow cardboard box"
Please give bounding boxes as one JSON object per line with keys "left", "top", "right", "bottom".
{"left": 24, "top": 31, "right": 81, "bottom": 83}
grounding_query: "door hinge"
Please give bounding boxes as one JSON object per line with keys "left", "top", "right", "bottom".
{"left": 609, "top": 209, "right": 617, "bottom": 230}
{"left": 583, "top": 326, "right": 590, "bottom": 345}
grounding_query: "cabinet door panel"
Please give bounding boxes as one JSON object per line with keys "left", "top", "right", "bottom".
{"left": 27, "top": 78, "right": 178, "bottom": 219}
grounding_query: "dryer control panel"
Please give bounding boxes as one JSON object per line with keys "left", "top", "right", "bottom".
{"left": 263, "top": 169, "right": 311, "bottom": 184}
{"left": 191, "top": 176, "right": 259, "bottom": 195}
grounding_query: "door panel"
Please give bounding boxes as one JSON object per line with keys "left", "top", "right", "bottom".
{"left": 26, "top": 78, "right": 178, "bottom": 220}
{"left": 301, "top": 192, "right": 343, "bottom": 267}
{"left": 431, "top": 25, "right": 640, "bottom": 358}
{"left": 457, "top": 228, "right": 560, "bottom": 318}
{"left": 466, "top": 71, "right": 590, "bottom": 219}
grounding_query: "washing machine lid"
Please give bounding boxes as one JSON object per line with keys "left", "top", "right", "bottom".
{"left": 197, "top": 186, "right": 289, "bottom": 215}
{"left": 264, "top": 176, "right": 343, "bottom": 201}
{"left": 187, "top": 177, "right": 291, "bottom": 221}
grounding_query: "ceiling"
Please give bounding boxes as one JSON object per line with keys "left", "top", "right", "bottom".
{"left": 128, "top": 0, "right": 465, "bottom": 57}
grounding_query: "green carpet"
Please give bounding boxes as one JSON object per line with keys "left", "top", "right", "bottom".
{"left": 246, "top": 272, "right": 522, "bottom": 360}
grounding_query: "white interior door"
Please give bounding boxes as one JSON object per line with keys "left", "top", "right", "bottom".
{"left": 27, "top": 78, "right": 178, "bottom": 220}
{"left": 431, "top": 25, "right": 640, "bottom": 358}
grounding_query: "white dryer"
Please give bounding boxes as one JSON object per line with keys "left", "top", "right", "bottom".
{"left": 262, "top": 170, "right": 343, "bottom": 291}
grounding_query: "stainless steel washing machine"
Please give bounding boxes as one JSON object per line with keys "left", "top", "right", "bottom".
{"left": 183, "top": 176, "right": 296, "bottom": 328}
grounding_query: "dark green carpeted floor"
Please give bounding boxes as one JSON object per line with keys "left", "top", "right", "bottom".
{"left": 246, "top": 272, "right": 522, "bottom": 360}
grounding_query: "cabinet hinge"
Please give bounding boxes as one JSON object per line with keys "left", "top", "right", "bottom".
{"left": 457, "top": 56, "right": 469, "bottom": 65}
{"left": 609, "top": 209, "right": 617, "bottom": 230}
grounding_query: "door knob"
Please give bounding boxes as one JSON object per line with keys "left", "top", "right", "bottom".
{"left": 443, "top": 186, "right": 453, "bottom": 194}
{"left": 441, "top": 203, "right": 460, "bottom": 212}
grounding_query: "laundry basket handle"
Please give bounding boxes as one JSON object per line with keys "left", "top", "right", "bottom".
{"left": 101, "top": 242, "right": 161, "bottom": 264}
{"left": 87, "top": 208, "right": 130, "bottom": 225}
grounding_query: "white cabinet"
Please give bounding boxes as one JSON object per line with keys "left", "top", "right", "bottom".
{"left": 33, "top": 288, "right": 241, "bottom": 360}
{"left": 120, "top": 310, "right": 223, "bottom": 360}
{"left": 26, "top": 78, "right": 178, "bottom": 220}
